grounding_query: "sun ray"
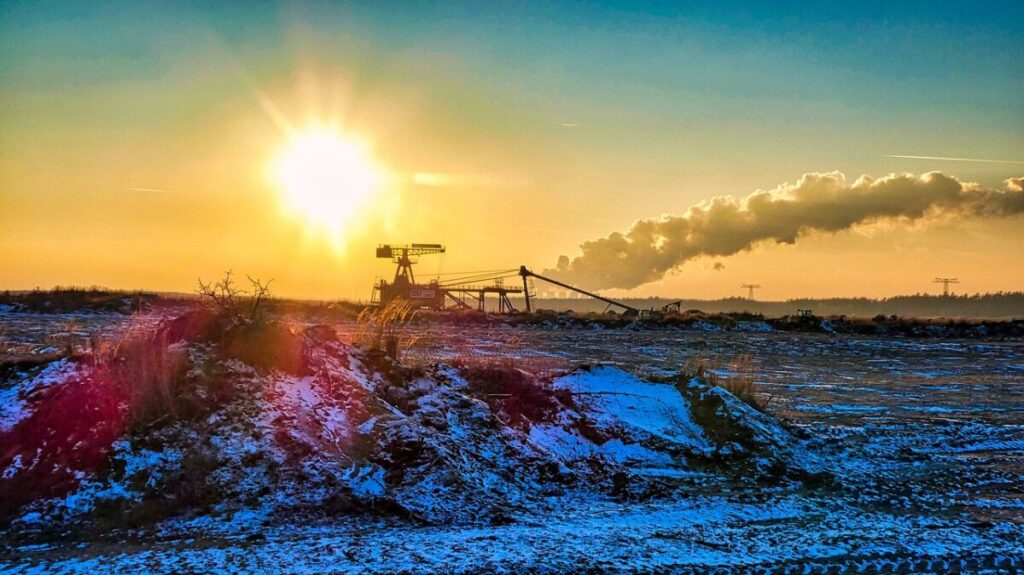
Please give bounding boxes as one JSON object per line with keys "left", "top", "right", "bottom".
{"left": 272, "top": 126, "right": 382, "bottom": 250}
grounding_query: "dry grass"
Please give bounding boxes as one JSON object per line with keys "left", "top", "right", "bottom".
{"left": 39, "top": 319, "right": 82, "bottom": 356}
{"left": 101, "top": 330, "right": 191, "bottom": 431}
{"left": 354, "top": 298, "right": 418, "bottom": 360}
{"left": 682, "top": 353, "right": 766, "bottom": 410}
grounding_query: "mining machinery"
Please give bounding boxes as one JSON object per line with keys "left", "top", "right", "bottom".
{"left": 373, "top": 244, "right": 664, "bottom": 317}
{"left": 372, "top": 244, "right": 525, "bottom": 311}
{"left": 372, "top": 243, "right": 448, "bottom": 309}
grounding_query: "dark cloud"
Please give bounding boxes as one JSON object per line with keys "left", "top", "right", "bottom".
{"left": 712, "top": 262, "right": 725, "bottom": 271}
{"left": 548, "top": 172, "right": 1024, "bottom": 290}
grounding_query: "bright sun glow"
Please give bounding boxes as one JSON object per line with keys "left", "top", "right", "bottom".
{"left": 274, "top": 127, "right": 381, "bottom": 247}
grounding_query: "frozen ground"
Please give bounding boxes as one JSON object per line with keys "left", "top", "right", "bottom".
{"left": 0, "top": 309, "right": 173, "bottom": 359}
{"left": 1, "top": 312, "right": 1022, "bottom": 573}
{"left": 380, "top": 324, "right": 1024, "bottom": 523}
{"left": 5, "top": 497, "right": 1023, "bottom": 574}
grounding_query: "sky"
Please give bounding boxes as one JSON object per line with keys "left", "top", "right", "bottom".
{"left": 1, "top": 1, "right": 1022, "bottom": 301}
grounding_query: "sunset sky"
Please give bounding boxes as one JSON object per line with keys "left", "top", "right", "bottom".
{"left": 2, "top": 1, "right": 1022, "bottom": 301}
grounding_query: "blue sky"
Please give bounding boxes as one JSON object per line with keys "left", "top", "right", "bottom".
{"left": 1, "top": 1, "right": 1022, "bottom": 297}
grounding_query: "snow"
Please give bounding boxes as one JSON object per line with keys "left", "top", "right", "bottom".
{"left": 689, "top": 320, "right": 723, "bottom": 332}
{"left": 8, "top": 349, "right": 810, "bottom": 530}
{"left": 552, "top": 366, "right": 708, "bottom": 450}
{"left": 4, "top": 321, "right": 1024, "bottom": 573}
{"left": 347, "top": 464, "right": 386, "bottom": 498}
{"left": 735, "top": 321, "right": 773, "bottom": 332}
{"left": 527, "top": 424, "right": 676, "bottom": 467}
{"left": 3, "top": 496, "right": 1022, "bottom": 574}
{"left": 0, "top": 359, "right": 79, "bottom": 432}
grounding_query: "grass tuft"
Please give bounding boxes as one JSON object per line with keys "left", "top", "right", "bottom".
{"left": 100, "top": 331, "right": 192, "bottom": 432}
{"left": 354, "top": 298, "right": 418, "bottom": 360}
{"left": 682, "top": 353, "right": 765, "bottom": 411}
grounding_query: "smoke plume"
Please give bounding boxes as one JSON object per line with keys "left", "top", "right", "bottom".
{"left": 547, "top": 172, "right": 1024, "bottom": 290}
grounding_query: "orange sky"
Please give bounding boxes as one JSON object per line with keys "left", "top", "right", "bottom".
{"left": 2, "top": 3, "right": 1022, "bottom": 301}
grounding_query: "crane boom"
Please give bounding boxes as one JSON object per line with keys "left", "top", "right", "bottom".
{"left": 518, "top": 266, "right": 638, "bottom": 316}
{"left": 376, "top": 243, "right": 445, "bottom": 259}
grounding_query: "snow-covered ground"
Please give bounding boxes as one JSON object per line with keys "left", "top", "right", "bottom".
{"left": 5, "top": 496, "right": 1023, "bottom": 574}
{"left": 1, "top": 314, "right": 1022, "bottom": 573}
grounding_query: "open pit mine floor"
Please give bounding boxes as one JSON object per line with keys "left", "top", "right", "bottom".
{"left": 1, "top": 309, "right": 1022, "bottom": 574}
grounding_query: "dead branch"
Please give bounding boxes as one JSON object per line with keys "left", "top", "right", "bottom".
{"left": 246, "top": 275, "right": 274, "bottom": 321}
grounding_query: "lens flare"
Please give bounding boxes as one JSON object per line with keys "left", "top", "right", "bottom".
{"left": 273, "top": 127, "right": 381, "bottom": 248}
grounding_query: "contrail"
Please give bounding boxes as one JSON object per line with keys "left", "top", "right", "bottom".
{"left": 886, "top": 154, "right": 1024, "bottom": 165}
{"left": 127, "top": 187, "right": 176, "bottom": 194}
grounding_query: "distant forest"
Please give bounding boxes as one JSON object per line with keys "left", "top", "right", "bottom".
{"left": 528, "top": 293, "right": 1024, "bottom": 319}
{"left": 3, "top": 287, "right": 1022, "bottom": 320}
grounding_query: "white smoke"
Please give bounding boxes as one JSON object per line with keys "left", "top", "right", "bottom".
{"left": 547, "top": 172, "right": 1024, "bottom": 290}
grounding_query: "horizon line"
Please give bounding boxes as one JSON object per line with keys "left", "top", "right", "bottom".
{"left": 2, "top": 287, "right": 1022, "bottom": 303}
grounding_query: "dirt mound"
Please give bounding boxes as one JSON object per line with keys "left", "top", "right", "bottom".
{"left": 0, "top": 319, "right": 819, "bottom": 534}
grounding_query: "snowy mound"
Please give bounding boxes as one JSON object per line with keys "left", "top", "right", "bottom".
{"left": 530, "top": 367, "right": 712, "bottom": 474}
{"left": 0, "top": 317, "right": 817, "bottom": 533}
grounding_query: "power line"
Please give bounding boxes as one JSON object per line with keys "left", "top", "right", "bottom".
{"left": 933, "top": 277, "right": 960, "bottom": 297}
{"left": 741, "top": 283, "right": 761, "bottom": 301}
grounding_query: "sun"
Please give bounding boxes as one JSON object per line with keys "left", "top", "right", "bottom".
{"left": 273, "top": 127, "right": 381, "bottom": 246}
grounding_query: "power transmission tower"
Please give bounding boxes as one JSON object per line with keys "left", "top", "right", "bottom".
{"left": 741, "top": 283, "right": 761, "bottom": 300}
{"left": 933, "top": 277, "right": 959, "bottom": 296}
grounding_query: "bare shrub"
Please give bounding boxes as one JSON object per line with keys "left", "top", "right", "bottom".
{"left": 222, "top": 321, "right": 305, "bottom": 375}
{"left": 354, "top": 298, "right": 418, "bottom": 360}
{"left": 196, "top": 271, "right": 242, "bottom": 316}
{"left": 196, "top": 270, "right": 274, "bottom": 325}
{"left": 192, "top": 271, "right": 308, "bottom": 374}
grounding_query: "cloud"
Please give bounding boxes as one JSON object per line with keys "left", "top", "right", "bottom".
{"left": 547, "top": 171, "right": 1024, "bottom": 290}
{"left": 712, "top": 261, "right": 725, "bottom": 271}
{"left": 411, "top": 172, "right": 529, "bottom": 188}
